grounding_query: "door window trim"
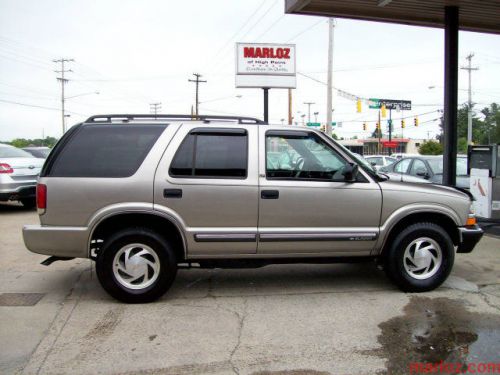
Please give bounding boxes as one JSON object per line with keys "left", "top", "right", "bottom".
{"left": 264, "top": 130, "right": 350, "bottom": 182}
{"left": 169, "top": 128, "right": 249, "bottom": 180}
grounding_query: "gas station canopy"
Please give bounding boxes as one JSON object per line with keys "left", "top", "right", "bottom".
{"left": 285, "top": 0, "right": 500, "bottom": 34}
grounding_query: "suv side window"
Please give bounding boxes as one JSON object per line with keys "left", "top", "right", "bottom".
{"left": 170, "top": 129, "right": 247, "bottom": 178}
{"left": 266, "top": 131, "right": 347, "bottom": 181}
{"left": 48, "top": 124, "right": 166, "bottom": 178}
{"left": 394, "top": 158, "right": 411, "bottom": 174}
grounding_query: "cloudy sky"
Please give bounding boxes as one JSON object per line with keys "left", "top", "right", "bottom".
{"left": 0, "top": 0, "right": 499, "bottom": 141}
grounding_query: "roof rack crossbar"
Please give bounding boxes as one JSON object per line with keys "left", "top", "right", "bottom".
{"left": 85, "top": 114, "right": 266, "bottom": 124}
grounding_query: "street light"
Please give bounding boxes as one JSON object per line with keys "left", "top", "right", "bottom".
{"left": 300, "top": 114, "right": 306, "bottom": 126}
{"left": 314, "top": 111, "right": 319, "bottom": 122}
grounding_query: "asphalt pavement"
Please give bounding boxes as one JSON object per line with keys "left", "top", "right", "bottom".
{"left": 1, "top": 203, "right": 499, "bottom": 375}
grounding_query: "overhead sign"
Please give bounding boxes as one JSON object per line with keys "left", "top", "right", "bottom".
{"left": 369, "top": 98, "right": 412, "bottom": 110}
{"left": 235, "top": 43, "right": 296, "bottom": 89}
{"left": 307, "top": 122, "right": 321, "bottom": 127}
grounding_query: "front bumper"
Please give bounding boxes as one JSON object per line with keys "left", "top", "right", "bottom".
{"left": 23, "top": 225, "right": 89, "bottom": 258}
{"left": 457, "top": 225, "right": 484, "bottom": 253}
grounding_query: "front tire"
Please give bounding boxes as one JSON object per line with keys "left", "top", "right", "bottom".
{"left": 384, "top": 222, "right": 455, "bottom": 292}
{"left": 96, "top": 228, "right": 177, "bottom": 303}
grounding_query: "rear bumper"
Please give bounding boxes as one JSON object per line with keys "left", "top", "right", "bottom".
{"left": 23, "top": 225, "right": 89, "bottom": 258}
{"left": 457, "top": 225, "right": 484, "bottom": 253}
{"left": 0, "top": 185, "right": 36, "bottom": 201}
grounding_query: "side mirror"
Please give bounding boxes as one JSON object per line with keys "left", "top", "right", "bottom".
{"left": 416, "top": 168, "right": 429, "bottom": 179}
{"left": 342, "top": 163, "right": 359, "bottom": 182}
{"left": 370, "top": 161, "right": 376, "bottom": 166}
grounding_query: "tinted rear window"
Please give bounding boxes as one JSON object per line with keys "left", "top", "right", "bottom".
{"left": 169, "top": 131, "right": 247, "bottom": 178}
{"left": 48, "top": 125, "right": 166, "bottom": 177}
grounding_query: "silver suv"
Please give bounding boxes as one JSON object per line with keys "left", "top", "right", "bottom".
{"left": 23, "top": 115, "right": 483, "bottom": 303}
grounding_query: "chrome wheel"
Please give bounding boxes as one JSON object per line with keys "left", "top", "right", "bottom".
{"left": 112, "top": 243, "right": 160, "bottom": 290}
{"left": 403, "top": 237, "right": 442, "bottom": 280}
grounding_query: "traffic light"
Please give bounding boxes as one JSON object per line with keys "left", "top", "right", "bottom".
{"left": 356, "top": 99, "right": 362, "bottom": 113}
{"left": 414, "top": 117, "right": 419, "bottom": 127}
{"left": 401, "top": 119, "right": 405, "bottom": 128}
{"left": 381, "top": 104, "right": 387, "bottom": 118}
{"left": 376, "top": 122, "right": 380, "bottom": 130}
{"left": 362, "top": 122, "right": 367, "bottom": 131}
{"left": 320, "top": 124, "right": 325, "bottom": 132}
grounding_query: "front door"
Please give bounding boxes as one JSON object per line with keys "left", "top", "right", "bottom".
{"left": 258, "top": 129, "right": 382, "bottom": 255}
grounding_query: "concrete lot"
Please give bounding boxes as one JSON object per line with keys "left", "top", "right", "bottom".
{"left": 1, "top": 203, "right": 499, "bottom": 375}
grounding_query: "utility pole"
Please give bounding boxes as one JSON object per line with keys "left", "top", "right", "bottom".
{"left": 288, "top": 89, "right": 293, "bottom": 125}
{"left": 188, "top": 73, "right": 206, "bottom": 118}
{"left": 304, "top": 102, "right": 315, "bottom": 124}
{"left": 150, "top": 102, "right": 162, "bottom": 116}
{"left": 53, "top": 58, "right": 74, "bottom": 134}
{"left": 326, "top": 18, "right": 335, "bottom": 136}
{"left": 461, "top": 53, "right": 478, "bottom": 144}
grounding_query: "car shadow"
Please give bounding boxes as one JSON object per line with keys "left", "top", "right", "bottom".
{"left": 0, "top": 202, "right": 35, "bottom": 213}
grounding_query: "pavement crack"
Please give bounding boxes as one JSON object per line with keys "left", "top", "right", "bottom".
{"left": 478, "top": 289, "right": 500, "bottom": 312}
{"left": 229, "top": 298, "right": 248, "bottom": 375}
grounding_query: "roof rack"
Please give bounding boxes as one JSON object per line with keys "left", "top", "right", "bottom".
{"left": 85, "top": 114, "right": 266, "bottom": 124}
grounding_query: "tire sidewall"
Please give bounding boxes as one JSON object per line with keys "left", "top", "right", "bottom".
{"left": 96, "top": 229, "right": 177, "bottom": 303}
{"left": 386, "top": 223, "right": 455, "bottom": 292}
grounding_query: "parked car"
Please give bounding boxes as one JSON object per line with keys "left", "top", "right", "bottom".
{"left": 380, "top": 155, "right": 469, "bottom": 189}
{"left": 364, "top": 155, "right": 398, "bottom": 171}
{"left": 391, "top": 153, "right": 420, "bottom": 160}
{"left": 0, "top": 143, "right": 44, "bottom": 207}
{"left": 23, "top": 114, "right": 482, "bottom": 303}
{"left": 22, "top": 146, "right": 51, "bottom": 159}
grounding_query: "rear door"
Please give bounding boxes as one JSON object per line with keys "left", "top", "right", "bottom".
{"left": 258, "top": 129, "right": 382, "bottom": 256}
{"left": 154, "top": 124, "right": 258, "bottom": 256}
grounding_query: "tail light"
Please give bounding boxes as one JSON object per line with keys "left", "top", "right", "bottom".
{"left": 37, "top": 183, "right": 47, "bottom": 214}
{"left": 0, "top": 163, "right": 13, "bottom": 174}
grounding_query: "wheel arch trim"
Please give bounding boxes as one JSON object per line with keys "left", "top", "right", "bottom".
{"left": 375, "top": 203, "right": 461, "bottom": 255}
{"left": 87, "top": 203, "right": 188, "bottom": 259}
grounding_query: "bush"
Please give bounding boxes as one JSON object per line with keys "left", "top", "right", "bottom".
{"left": 419, "top": 140, "right": 443, "bottom": 155}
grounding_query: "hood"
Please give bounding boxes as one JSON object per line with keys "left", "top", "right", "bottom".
{"left": 378, "top": 179, "right": 470, "bottom": 201}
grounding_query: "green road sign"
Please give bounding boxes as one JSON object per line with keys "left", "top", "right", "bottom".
{"left": 307, "top": 122, "right": 321, "bottom": 127}
{"left": 331, "top": 122, "right": 336, "bottom": 126}
{"left": 369, "top": 98, "right": 381, "bottom": 109}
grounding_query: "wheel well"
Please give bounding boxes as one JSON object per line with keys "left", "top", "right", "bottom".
{"left": 90, "top": 213, "right": 185, "bottom": 262}
{"left": 380, "top": 212, "right": 459, "bottom": 256}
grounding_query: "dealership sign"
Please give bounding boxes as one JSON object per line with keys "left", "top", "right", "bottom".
{"left": 235, "top": 43, "right": 296, "bottom": 88}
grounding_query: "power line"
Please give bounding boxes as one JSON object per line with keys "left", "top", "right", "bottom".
{"left": 0, "top": 98, "right": 84, "bottom": 115}
{"left": 286, "top": 19, "right": 324, "bottom": 42}
{"left": 150, "top": 102, "right": 162, "bottom": 115}
{"left": 54, "top": 58, "right": 74, "bottom": 134}
{"left": 205, "top": 0, "right": 268, "bottom": 73}
{"left": 188, "top": 73, "right": 207, "bottom": 118}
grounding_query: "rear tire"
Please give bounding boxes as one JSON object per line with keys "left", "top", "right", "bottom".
{"left": 384, "top": 222, "right": 454, "bottom": 292}
{"left": 20, "top": 198, "right": 36, "bottom": 209}
{"left": 96, "top": 227, "right": 177, "bottom": 303}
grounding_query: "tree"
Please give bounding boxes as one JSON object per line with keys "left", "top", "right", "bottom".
{"left": 437, "top": 102, "right": 499, "bottom": 147}
{"left": 6, "top": 137, "right": 59, "bottom": 148}
{"left": 419, "top": 140, "right": 443, "bottom": 155}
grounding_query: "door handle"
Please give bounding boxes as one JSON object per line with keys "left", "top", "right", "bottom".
{"left": 164, "top": 189, "right": 182, "bottom": 198}
{"left": 261, "top": 190, "right": 279, "bottom": 199}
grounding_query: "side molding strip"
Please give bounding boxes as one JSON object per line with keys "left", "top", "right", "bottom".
{"left": 194, "top": 233, "right": 257, "bottom": 242}
{"left": 259, "top": 233, "right": 378, "bottom": 242}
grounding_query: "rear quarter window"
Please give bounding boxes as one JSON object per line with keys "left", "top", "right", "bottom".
{"left": 47, "top": 124, "right": 166, "bottom": 177}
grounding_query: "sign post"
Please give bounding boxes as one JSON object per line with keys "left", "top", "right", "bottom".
{"left": 236, "top": 43, "right": 296, "bottom": 124}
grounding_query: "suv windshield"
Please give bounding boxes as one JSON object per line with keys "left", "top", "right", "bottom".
{"left": 0, "top": 146, "right": 33, "bottom": 158}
